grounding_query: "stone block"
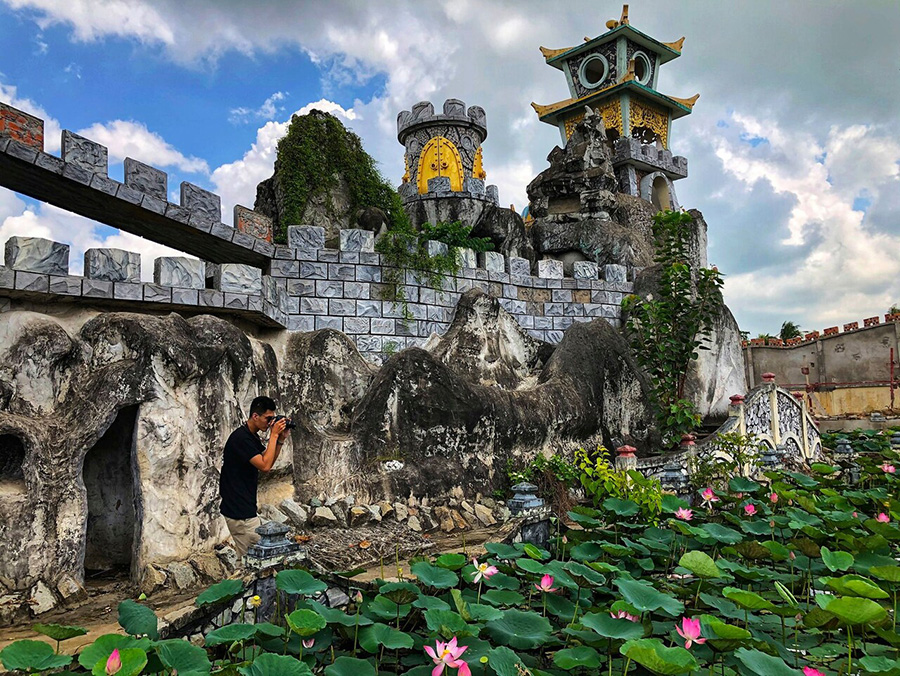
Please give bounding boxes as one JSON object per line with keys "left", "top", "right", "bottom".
{"left": 171, "top": 288, "right": 198, "bottom": 305}
{"left": 34, "top": 151, "right": 64, "bottom": 174}
{"left": 344, "top": 317, "right": 370, "bottom": 334}
{"left": 144, "top": 283, "right": 171, "bottom": 303}
{"left": 269, "top": 259, "right": 299, "bottom": 277}
{"left": 5, "top": 236, "right": 69, "bottom": 275}
{"left": 300, "top": 297, "right": 328, "bottom": 315}
{"left": 339, "top": 251, "right": 359, "bottom": 264}
{"left": 299, "top": 261, "right": 328, "bottom": 279}
{"left": 234, "top": 204, "right": 273, "bottom": 242}
{"left": 356, "top": 265, "right": 381, "bottom": 282}
{"left": 180, "top": 181, "right": 221, "bottom": 226}
{"left": 329, "top": 299, "right": 356, "bottom": 316}
{"left": 288, "top": 225, "right": 325, "bottom": 250}
{"left": 552, "top": 289, "right": 572, "bottom": 303}
{"left": 318, "top": 249, "right": 340, "bottom": 263}
{"left": 140, "top": 193, "right": 167, "bottom": 215}
{"left": 223, "top": 293, "right": 249, "bottom": 310}
{"left": 316, "top": 316, "right": 342, "bottom": 331}
{"left": 288, "top": 315, "right": 314, "bottom": 332}
{"left": 215, "top": 264, "right": 262, "bottom": 294}
{"left": 537, "top": 259, "right": 564, "bottom": 279}
{"left": 457, "top": 247, "right": 476, "bottom": 268}
{"left": 154, "top": 257, "right": 205, "bottom": 289}
{"left": 360, "top": 252, "right": 381, "bottom": 265}
{"left": 485, "top": 184, "right": 499, "bottom": 205}
{"left": 90, "top": 173, "right": 120, "bottom": 196}
{"left": 165, "top": 203, "right": 191, "bottom": 224}
{"left": 464, "top": 177, "right": 485, "bottom": 196}
{"left": 507, "top": 256, "right": 531, "bottom": 276}
{"left": 14, "top": 271, "right": 48, "bottom": 293}
{"left": 603, "top": 264, "right": 627, "bottom": 283}
{"left": 573, "top": 261, "right": 599, "bottom": 279}
{"left": 339, "top": 229, "right": 375, "bottom": 252}
{"left": 84, "top": 248, "right": 141, "bottom": 282}
{"left": 480, "top": 251, "right": 505, "bottom": 273}
{"left": 82, "top": 279, "right": 113, "bottom": 298}
{"left": 123, "top": 158, "right": 166, "bottom": 198}
{"left": 61, "top": 130, "right": 107, "bottom": 175}
{"left": 426, "top": 240, "right": 449, "bottom": 257}
{"left": 287, "top": 279, "right": 315, "bottom": 296}
{"left": 427, "top": 176, "right": 452, "bottom": 194}
{"left": 315, "top": 280, "right": 343, "bottom": 298}
{"left": 371, "top": 318, "right": 393, "bottom": 334}
{"left": 232, "top": 230, "right": 256, "bottom": 249}
{"left": 48, "top": 275, "right": 81, "bottom": 295}
{"left": 344, "top": 282, "right": 368, "bottom": 299}
{"left": 0, "top": 103, "right": 43, "bottom": 148}
{"left": 328, "top": 263, "right": 356, "bottom": 281}
{"left": 113, "top": 282, "right": 143, "bottom": 301}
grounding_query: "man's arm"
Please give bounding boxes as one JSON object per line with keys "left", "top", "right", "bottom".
{"left": 249, "top": 418, "right": 288, "bottom": 473}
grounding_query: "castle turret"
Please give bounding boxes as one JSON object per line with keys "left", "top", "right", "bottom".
{"left": 531, "top": 4, "right": 696, "bottom": 210}
{"left": 396, "top": 99, "right": 499, "bottom": 206}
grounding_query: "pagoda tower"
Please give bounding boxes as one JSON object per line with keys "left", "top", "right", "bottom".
{"left": 531, "top": 5, "right": 698, "bottom": 209}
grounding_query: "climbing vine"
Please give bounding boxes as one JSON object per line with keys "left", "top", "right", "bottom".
{"left": 271, "top": 111, "right": 405, "bottom": 243}
{"left": 622, "top": 209, "right": 724, "bottom": 448}
{"left": 375, "top": 220, "right": 493, "bottom": 320}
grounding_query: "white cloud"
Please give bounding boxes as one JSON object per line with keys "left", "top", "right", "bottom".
{"left": 211, "top": 100, "right": 357, "bottom": 223}
{"left": 0, "top": 81, "right": 62, "bottom": 152}
{"left": 228, "top": 91, "right": 288, "bottom": 125}
{"left": 75, "top": 120, "right": 209, "bottom": 174}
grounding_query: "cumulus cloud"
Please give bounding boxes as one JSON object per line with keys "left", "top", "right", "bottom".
{"left": 0, "top": 80, "right": 62, "bottom": 152}
{"left": 228, "top": 91, "right": 288, "bottom": 125}
{"left": 76, "top": 119, "right": 210, "bottom": 174}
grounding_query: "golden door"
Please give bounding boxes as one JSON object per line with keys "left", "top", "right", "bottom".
{"left": 416, "top": 136, "right": 464, "bottom": 194}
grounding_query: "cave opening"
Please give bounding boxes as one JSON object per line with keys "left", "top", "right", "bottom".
{"left": 83, "top": 405, "right": 138, "bottom": 580}
{"left": 0, "top": 434, "right": 26, "bottom": 494}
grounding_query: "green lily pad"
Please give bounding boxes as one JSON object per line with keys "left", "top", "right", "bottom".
{"left": 480, "top": 590, "right": 524, "bottom": 607}
{"left": 870, "top": 565, "right": 900, "bottom": 583}
{"left": 486, "top": 646, "right": 526, "bottom": 676}
{"left": 484, "top": 542, "right": 523, "bottom": 559}
{"left": 722, "top": 587, "right": 775, "bottom": 611}
{"left": 0, "top": 640, "right": 73, "bottom": 672}
{"left": 615, "top": 578, "right": 684, "bottom": 616}
{"left": 553, "top": 645, "right": 602, "bottom": 670}
{"left": 728, "top": 477, "right": 761, "bottom": 493}
{"left": 699, "top": 523, "right": 744, "bottom": 545}
{"left": 661, "top": 494, "right": 690, "bottom": 512}
{"left": 309, "top": 600, "right": 372, "bottom": 627}
{"left": 117, "top": 599, "right": 159, "bottom": 639}
{"left": 276, "top": 570, "right": 328, "bottom": 596}
{"left": 410, "top": 561, "right": 459, "bottom": 588}
{"left": 77, "top": 635, "right": 152, "bottom": 670}
{"left": 89, "top": 648, "right": 146, "bottom": 676}
{"left": 379, "top": 581, "right": 420, "bottom": 605}
{"left": 154, "top": 639, "right": 212, "bottom": 675}
{"left": 824, "top": 595, "right": 888, "bottom": 625}
{"left": 364, "top": 594, "right": 411, "bottom": 620}
{"left": 603, "top": 498, "right": 640, "bottom": 516}
{"left": 733, "top": 647, "right": 801, "bottom": 675}
{"left": 678, "top": 551, "right": 721, "bottom": 578}
{"left": 581, "top": 612, "right": 644, "bottom": 640}
{"left": 195, "top": 578, "right": 244, "bottom": 606}
{"left": 435, "top": 553, "right": 468, "bottom": 570}
{"left": 412, "top": 595, "right": 452, "bottom": 611}
{"left": 286, "top": 609, "right": 328, "bottom": 637}
{"left": 204, "top": 623, "right": 257, "bottom": 645}
{"left": 240, "top": 653, "right": 313, "bottom": 676}
{"left": 424, "top": 609, "right": 469, "bottom": 638}
{"left": 824, "top": 574, "right": 889, "bottom": 599}
{"left": 821, "top": 546, "right": 854, "bottom": 572}
{"left": 620, "top": 638, "right": 699, "bottom": 675}
{"left": 32, "top": 623, "right": 88, "bottom": 642}
{"left": 523, "top": 543, "right": 550, "bottom": 560}
{"left": 483, "top": 609, "right": 553, "bottom": 650}
{"left": 358, "top": 622, "right": 414, "bottom": 653}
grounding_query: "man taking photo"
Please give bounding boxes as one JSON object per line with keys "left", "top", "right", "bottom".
{"left": 220, "top": 395, "right": 290, "bottom": 556}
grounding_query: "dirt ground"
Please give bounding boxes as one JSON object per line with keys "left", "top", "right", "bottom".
{"left": 0, "top": 522, "right": 506, "bottom": 656}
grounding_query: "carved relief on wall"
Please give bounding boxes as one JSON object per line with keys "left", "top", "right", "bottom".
{"left": 563, "top": 99, "right": 623, "bottom": 141}
{"left": 629, "top": 98, "right": 669, "bottom": 148}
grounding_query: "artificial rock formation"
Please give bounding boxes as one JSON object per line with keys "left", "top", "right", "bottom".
{"left": 527, "top": 107, "right": 657, "bottom": 273}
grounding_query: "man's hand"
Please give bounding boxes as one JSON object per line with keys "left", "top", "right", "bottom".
{"left": 271, "top": 417, "right": 288, "bottom": 440}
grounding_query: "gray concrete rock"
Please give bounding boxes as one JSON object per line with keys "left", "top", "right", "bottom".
{"left": 279, "top": 499, "right": 309, "bottom": 528}
{"left": 5, "top": 237, "right": 69, "bottom": 275}
{"left": 56, "top": 573, "right": 87, "bottom": 603}
{"left": 474, "top": 503, "right": 497, "bottom": 526}
{"left": 288, "top": 225, "right": 325, "bottom": 250}
{"left": 407, "top": 515, "right": 422, "bottom": 532}
{"left": 140, "top": 565, "right": 168, "bottom": 595}
{"left": 84, "top": 248, "right": 141, "bottom": 283}
{"left": 260, "top": 504, "right": 288, "bottom": 524}
{"left": 166, "top": 561, "right": 198, "bottom": 590}
{"left": 29, "top": 580, "right": 57, "bottom": 615}
{"left": 154, "top": 257, "right": 205, "bottom": 289}
{"left": 340, "top": 229, "right": 375, "bottom": 252}
{"left": 215, "top": 263, "right": 262, "bottom": 295}
{"left": 310, "top": 506, "right": 338, "bottom": 527}
{"left": 325, "top": 587, "right": 350, "bottom": 608}
{"left": 191, "top": 553, "right": 225, "bottom": 581}
{"left": 216, "top": 547, "right": 240, "bottom": 572}
{"left": 348, "top": 505, "right": 373, "bottom": 527}
{"left": 181, "top": 182, "right": 221, "bottom": 225}
{"left": 393, "top": 503, "right": 409, "bottom": 521}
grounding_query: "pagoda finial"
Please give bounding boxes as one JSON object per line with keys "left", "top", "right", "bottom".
{"left": 620, "top": 4, "right": 630, "bottom": 26}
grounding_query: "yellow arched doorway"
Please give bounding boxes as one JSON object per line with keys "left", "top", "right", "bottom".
{"left": 417, "top": 137, "right": 464, "bottom": 194}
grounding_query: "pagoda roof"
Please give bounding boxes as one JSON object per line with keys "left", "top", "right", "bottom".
{"left": 540, "top": 24, "right": 683, "bottom": 72}
{"left": 532, "top": 81, "right": 698, "bottom": 126}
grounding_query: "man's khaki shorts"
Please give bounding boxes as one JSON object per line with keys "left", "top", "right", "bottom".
{"left": 224, "top": 516, "right": 261, "bottom": 557}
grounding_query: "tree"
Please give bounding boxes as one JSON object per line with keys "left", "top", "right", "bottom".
{"left": 622, "top": 210, "right": 724, "bottom": 448}
{"left": 779, "top": 321, "right": 802, "bottom": 341}
{"left": 889, "top": 305, "right": 900, "bottom": 316}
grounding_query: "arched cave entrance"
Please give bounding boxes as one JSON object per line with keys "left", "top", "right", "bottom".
{"left": 83, "top": 405, "right": 138, "bottom": 580}
{"left": 0, "top": 434, "right": 26, "bottom": 494}
{"left": 651, "top": 176, "right": 671, "bottom": 212}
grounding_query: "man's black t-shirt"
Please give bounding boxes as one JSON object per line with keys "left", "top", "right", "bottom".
{"left": 220, "top": 424, "right": 265, "bottom": 520}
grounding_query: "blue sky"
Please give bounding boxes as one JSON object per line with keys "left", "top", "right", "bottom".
{"left": 1, "top": 0, "right": 899, "bottom": 337}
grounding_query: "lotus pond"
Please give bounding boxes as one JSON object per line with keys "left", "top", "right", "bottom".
{"left": 5, "top": 450, "right": 900, "bottom": 675}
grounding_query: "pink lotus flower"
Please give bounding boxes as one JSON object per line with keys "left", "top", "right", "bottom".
{"left": 853, "top": 511, "right": 858, "bottom": 518}
{"left": 877, "top": 512, "right": 891, "bottom": 523}
{"left": 471, "top": 558, "right": 499, "bottom": 584}
{"left": 534, "top": 574, "right": 558, "bottom": 593}
{"left": 675, "top": 617, "right": 706, "bottom": 650}
{"left": 803, "top": 667, "right": 825, "bottom": 676}
{"left": 744, "top": 503, "right": 757, "bottom": 516}
{"left": 769, "top": 492, "right": 778, "bottom": 503}
{"left": 701, "top": 488, "right": 719, "bottom": 504}
{"left": 882, "top": 463, "right": 896, "bottom": 474}
{"left": 425, "top": 637, "right": 471, "bottom": 676}
{"left": 302, "top": 638, "right": 315, "bottom": 649}
{"left": 610, "top": 610, "right": 639, "bottom": 622}
{"left": 105, "top": 649, "right": 121, "bottom": 675}
{"left": 675, "top": 507, "right": 693, "bottom": 521}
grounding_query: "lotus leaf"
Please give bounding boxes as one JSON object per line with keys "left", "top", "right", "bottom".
{"left": 0, "top": 640, "right": 73, "bottom": 672}
{"left": 678, "top": 551, "right": 721, "bottom": 578}
{"left": 824, "top": 574, "right": 889, "bottom": 599}
{"left": 581, "top": 612, "right": 645, "bottom": 640}
{"left": 824, "top": 596, "right": 888, "bottom": 625}
{"left": 435, "top": 552, "right": 468, "bottom": 570}
{"left": 411, "top": 561, "right": 459, "bottom": 588}
{"left": 733, "top": 647, "right": 801, "bottom": 675}
{"left": 89, "top": 648, "right": 146, "bottom": 676}
{"left": 358, "top": 623, "right": 414, "bottom": 653}
{"left": 821, "top": 546, "right": 854, "bottom": 572}
{"left": 483, "top": 609, "right": 553, "bottom": 650}
{"left": 32, "top": 623, "right": 88, "bottom": 642}
{"left": 615, "top": 578, "right": 684, "bottom": 616}
{"left": 553, "top": 645, "right": 602, "bottom": 670}
{"left": 286, "top": 609, "right": 328, "bottom": 637}
{"left": 117, "top": 599, "right": 159, "bottom": 639}
{"left": 195, "top": 579, "right": 244, "bottom": 606}
{"left": 276, "top": 569, "right": 328, "bottom": 595}
{"left": 204, "top": 623, "right": 257, "bottom": 645}
{"left": 155, "top": 639, "right": 212, "bottom": 675}
{"left": 620, "top": 638, "right": 699, "bottom": 675}
{"left": 240, "top": 653, "right": 313, "bottom": 676}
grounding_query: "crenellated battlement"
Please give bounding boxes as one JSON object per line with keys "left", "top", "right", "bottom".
{"left": 396, "top": 99, "right": 487, "bottom": 143}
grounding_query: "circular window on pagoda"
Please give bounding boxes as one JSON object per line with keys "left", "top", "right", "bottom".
{"left": 633, "top": 51, "right": 652, "bottom": 85}
{"left": 578, "top": 54, "right": 609, "bottom": 89}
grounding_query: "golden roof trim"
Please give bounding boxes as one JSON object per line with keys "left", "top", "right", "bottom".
{"left": 532, "top": 82, "right": 619, "bottom": 117}
{"left": 670, "top": 93, "right": 700, "bottom": 109}
{"left": 540, "top": 45, "right": 575, "bottom": 60}
{"left": 663, "top": 36, "right": 685, "bottom": 52}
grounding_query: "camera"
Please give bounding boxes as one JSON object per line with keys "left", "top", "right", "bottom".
{"left": 273, "top": 414, "right": 297, "bottom": 430}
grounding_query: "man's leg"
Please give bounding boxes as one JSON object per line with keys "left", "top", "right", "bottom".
{"left": 224, "top": 516, "right": 262, "bottom": 557}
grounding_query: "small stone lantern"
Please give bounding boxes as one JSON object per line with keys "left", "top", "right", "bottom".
{"left": 246, "top": 521, "right": 302, "bottom": 562}
{"left": 508, "top": 482, "right": 544, "bottom": 515}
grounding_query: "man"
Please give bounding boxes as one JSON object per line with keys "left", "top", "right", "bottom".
{"left": 220, "top": 395, "right": 290, "bottom": 556}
